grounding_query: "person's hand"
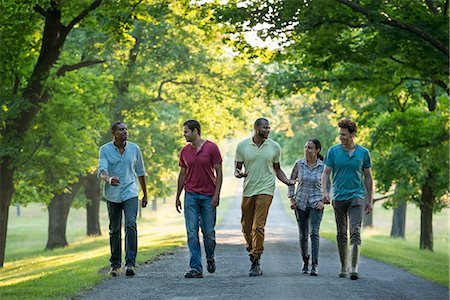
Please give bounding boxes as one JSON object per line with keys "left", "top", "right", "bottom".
{"left": 315, "top": 201, "right": 324, "bottom": 210}
{"left": 365, "top": 201, "right": 373, "bottom": 214}
{"left": 290, "top": 197, "right": 297, "bottom": 210}
{"left": 287, "top": 179, "right": 296, "bottom": 186}
{"left": 109, "top": 176, "right": 120, "bottom": 186}
{"left": 235, "top": 169, "right": 248, "bottom": 178}
{"left": 141, "top": 195, "right": 148, "bottom": 208}
{"left": 175, "top": 198, "right": 182, "bottom": 213}
{"left": 211, "top": 194, "right": 220, "bottom": 208}
{"left": 322, "top": 193, "right": 331, "bottom": 204}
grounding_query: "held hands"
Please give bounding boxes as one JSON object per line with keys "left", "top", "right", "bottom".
{"left": 286, "top": 179, "right": 296, "bottom": 186}
{"left": 235, "top": 168, "right": 248, "bottom": 178}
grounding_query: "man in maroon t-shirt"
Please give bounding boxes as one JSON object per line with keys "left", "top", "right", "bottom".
{"left": 176, "top": 120, "right": 223, "bottom": 278}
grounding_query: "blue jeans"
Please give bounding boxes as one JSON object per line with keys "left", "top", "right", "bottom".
{"left": 184, "top": 192, "right": 217, "bottom": 273}
{"left": 107, "top": 197, "right": 138, "bottom": 268}
{"left": 295, "top": 206, "right": 324, "bottom": 261}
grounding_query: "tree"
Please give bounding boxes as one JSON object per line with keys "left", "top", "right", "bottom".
{"left": 0, "top": 0, "right": 103, "bottom": 266}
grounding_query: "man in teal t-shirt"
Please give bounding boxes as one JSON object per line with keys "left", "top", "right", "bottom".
{"left": 322, "top": 119, "right": 373, "bottom": 281}
{"left": 235, "top": 118, "right": 295, "bottom": 277}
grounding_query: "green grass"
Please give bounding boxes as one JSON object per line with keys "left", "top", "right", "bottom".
{"left": 277, "top": 184, "right": 449, "bottom": 287}
{"left": 1, "top": 176, "right": 238, "bottom": 299}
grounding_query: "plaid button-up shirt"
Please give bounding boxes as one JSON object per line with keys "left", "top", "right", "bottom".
{"left": 288, "top": 159, "right": 324, "bottom": 211}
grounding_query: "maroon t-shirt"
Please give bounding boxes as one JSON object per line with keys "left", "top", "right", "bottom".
{"left": 179, "top": 140, "right": 222, "bottom": 196}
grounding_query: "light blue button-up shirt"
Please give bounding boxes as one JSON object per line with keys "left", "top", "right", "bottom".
{"left": 97, "top": 141, "right": 146, "bottom": 203}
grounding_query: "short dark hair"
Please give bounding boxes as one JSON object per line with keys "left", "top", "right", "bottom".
{"left": 254, "top": 118, "right": 269, "bottom": 127}
{"left": 338, "top": 119, "right": 357, "bottom": 134}
{"left": 111, "top": 121, "right": 124, "bottom": 133}
{"left": 183, "top": 119, "right": 201, "bottom": 135}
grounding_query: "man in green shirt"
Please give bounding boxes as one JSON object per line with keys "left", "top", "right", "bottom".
{"left": 322, "top": 119, "right": 373, "bottom": 280}
{"left": 235, "top": 118, "right": 295, "bottom": 276}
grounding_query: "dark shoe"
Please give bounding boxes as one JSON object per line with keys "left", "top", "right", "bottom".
{"left": 125, "top": 265, "right": 137, "bottom": 277}
{"left": 109, "top": 267, "right": 120, "bottom": 277}
{"left": 301, "top": 255, "right": 310, "bottom": 274}
{"left": 249, "top": 259, "right": 263, "bottom": 277}
{"left": 338, "top": 270, "right": 348, "bottom": 278}
{"left": 350, "top": 244, "right": 360, "bottom": 280}
{"left": 184, "top": 269, "right": 203, "bottom": 278}
{"left": 310, "top": 258, "right": 318, "bottom": 276}
{"left": 207, "top": 259, "right": 216, "bottom": 273}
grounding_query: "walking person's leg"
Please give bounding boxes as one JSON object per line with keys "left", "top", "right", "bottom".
{"left": 184, "top": 192, "right": 203, "bottom": 278}
{"left": 107, "top": 201, "right": 123, "bottom": 276}
{"left": 333, "top": 199, "right": 351, "bottom": 277}
{"left": 348, "top": 198, "right": 364, "bottom": 280}
{"left": 249, "top": 194, "right": 273, "bottom": 276}
{"left": 295, "top": 207, "right": 310, "bottom": 274}
{"left": 199, "top": 194, "right": 217, "bottom": 273}
{"left": 241, "top": 196, "right": 256, "bottom": 254}
{"left": 309, "top": 207, "right": 324, "bottom": 276}
{"left": 123, "top": 197, "right": 139, "bottom": 276}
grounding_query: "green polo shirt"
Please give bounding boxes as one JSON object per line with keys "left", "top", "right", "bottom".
{"left": 324, "top": 144, "right": 372, "bottom": 201}
{"left": 235, "top": 138, "right": 281, "bottom": 197}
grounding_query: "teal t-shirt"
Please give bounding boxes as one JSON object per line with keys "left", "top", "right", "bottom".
{"left": 324, "top": 144, "right": 371, "bottom": 201}
{"left": 235, "top": 138, "right": 281, "bottom": 197}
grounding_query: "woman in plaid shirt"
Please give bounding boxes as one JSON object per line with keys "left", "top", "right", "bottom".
{"left": 288, "top": 139, "right": 325, "bottom": 276}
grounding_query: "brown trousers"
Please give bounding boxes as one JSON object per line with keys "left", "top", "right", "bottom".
{"left": 241, "top": 194, "right": 273, "bottom": 257}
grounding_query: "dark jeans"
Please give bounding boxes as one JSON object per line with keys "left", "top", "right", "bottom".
{"left": 333, "top": 198, "right": 364, "bottom": 247}
{"left": 295, "top": 206, "right": 323, "bottom": 261}
{"left": 107, "top": 197, "right": 138, "bottom": 268}
{"left": 184, "top": 192, "right": 217, "bottom": 273}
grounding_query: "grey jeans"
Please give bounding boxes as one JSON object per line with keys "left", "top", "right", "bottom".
{"left": 333, "top": 198, "right": 364, "bottom": 246}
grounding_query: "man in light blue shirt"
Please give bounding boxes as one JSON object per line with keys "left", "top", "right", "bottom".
{"left": 98, "top": 122, "right": 147, "bottom": 277}
{"left": 322, "top": 119, "right": 373, "bottom": 281}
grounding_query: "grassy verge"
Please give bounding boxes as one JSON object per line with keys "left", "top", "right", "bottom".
{"left": 1, "top": 176, "right": 238, "bottom": 299}
{"left": 277, "top": 184, "right": 449, "bottom": 287}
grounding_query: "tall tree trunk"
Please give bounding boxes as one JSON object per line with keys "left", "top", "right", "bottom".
{"left": 390, "top": 200, "right": 407, "bottom": 238}
{"left": 84, "top": 173, "right": 102, "bottom": 236}
{"left": 420, "top": 174, "right": 434, "bottom": 251}
{"left": 46, "top": 181, "right": 83, "bottom": 249}
{"left": 152, "top": 196, "right": 157, "bottom": 211}
{"left": 0, "top": 0, "right": 102, "bottom": 267}
{"left": 0, "top": 157, "right": 15, "bottom": 267}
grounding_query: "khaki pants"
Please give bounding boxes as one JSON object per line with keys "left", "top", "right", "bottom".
{"left": 333, "top": 198, "right": 364, "bottom": 246}
{"left": 241, "top": 194, "right": 273, "bottom": 257}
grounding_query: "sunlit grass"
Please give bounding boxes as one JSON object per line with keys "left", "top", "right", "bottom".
{"left": 278, "top": 183, "right": 449, "bottom": 287}
{"left": 1, "top": 175, "right": 239, "bottom": 299}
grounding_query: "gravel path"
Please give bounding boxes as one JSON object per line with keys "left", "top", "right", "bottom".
{"left": 80, "top": 190, "right": 449, "bottom": 300}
